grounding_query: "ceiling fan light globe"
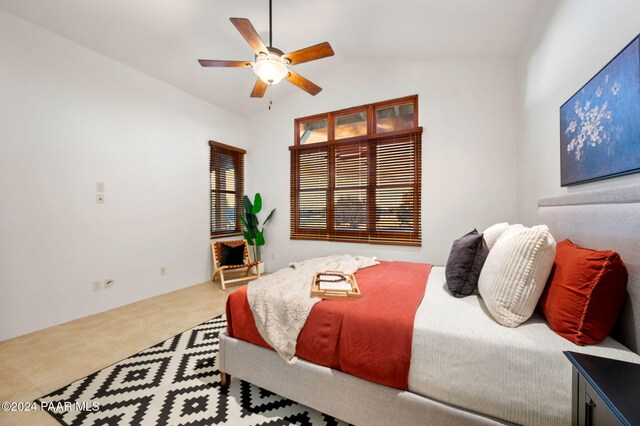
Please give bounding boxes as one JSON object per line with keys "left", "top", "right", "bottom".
{"left": 253, "top": 58, "right": 288, "bottom": 85}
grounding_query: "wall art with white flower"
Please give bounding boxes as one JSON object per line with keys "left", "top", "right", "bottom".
{"left": 560, "top": 34, "right": 640, "bottom": 186}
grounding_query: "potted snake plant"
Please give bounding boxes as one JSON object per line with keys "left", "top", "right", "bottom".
{"left": 239, "top": 193, "right": 275, "bottom": 274}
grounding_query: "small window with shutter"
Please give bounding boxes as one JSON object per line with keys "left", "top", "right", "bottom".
{"left": 290, "top": 95, "right": 422, "bottom": 246}
{"left": 209, "top": 141, "right": 245, "bottom": 238}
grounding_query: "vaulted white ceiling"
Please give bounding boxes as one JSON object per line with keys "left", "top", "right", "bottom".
{"left": 0, "top": 0, "right": 542, "bottom": 117}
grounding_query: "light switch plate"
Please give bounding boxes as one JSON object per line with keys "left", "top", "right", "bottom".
{"left": 96, "top": 194, "right": 104, "bottom": 204}
{"left": 96, "top": 182, "right": 105, "bottom": 192}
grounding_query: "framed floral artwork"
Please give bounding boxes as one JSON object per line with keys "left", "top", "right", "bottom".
{"left": 560, "top": 34, "right": 640, "bottom": 186}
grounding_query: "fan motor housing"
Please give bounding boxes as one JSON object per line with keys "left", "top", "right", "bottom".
{"left": 256, "top": 47, "right": 287, "bottom": 61}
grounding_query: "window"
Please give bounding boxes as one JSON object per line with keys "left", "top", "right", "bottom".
{"left": 209, "top": 141, "right": 245, "bottom": 238}
{"left": 299, "top": 117, "right": 328, "bottom": 144}
{"left": 290, "top": 95, "right": 422, "bottom": 246}
{"left": 376, "top": 101, "right": 415, "bottom": 133}
{"left": 335, "top": 109, "right": 367, "bottom": 139}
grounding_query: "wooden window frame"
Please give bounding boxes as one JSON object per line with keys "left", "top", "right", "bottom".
{"left": 209, "top": 141, "right": 245, "bottom": 239}
{"left": 294, "top": 94, "right": 419, "bottom": 145}
{"left": 290, "top": 95, "right": 422, "bottom": 247}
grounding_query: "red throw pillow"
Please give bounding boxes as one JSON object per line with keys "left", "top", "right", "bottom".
{"left": 538, "top": 239, "right": 628, "bottom": 345}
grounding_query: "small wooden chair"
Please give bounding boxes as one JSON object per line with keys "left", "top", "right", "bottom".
{"left": 211, "top": 240, "right": 262, "bottom": 290}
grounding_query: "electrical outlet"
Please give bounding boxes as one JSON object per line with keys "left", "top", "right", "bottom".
{"left": 96, "top": 194, "right": 104, "bottom": 204}
{"left": 92, "top": 281, "right": 102, "bottom": 292}
{"left": 160, "top": 267, "right": 166, "bottom": 276}
{"left": 103, "top": 279, "right": 114, "bottom": 289}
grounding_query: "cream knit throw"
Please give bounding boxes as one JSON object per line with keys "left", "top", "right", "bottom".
{"left": 247, "top": 255, "right": 379, "bottom": 362}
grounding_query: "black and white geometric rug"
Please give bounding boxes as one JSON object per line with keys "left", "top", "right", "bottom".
{"left": 37, "top": 314, "right": 347, "bottom": 425}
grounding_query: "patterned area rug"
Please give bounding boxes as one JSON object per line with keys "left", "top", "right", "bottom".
{"left": 37, "top": 315, "right": 347, "bottom": 425}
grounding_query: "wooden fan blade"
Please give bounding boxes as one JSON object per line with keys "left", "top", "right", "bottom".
{"left": 230, "top": 18, "right": 269, "bottom": 55}
{"left": 285, "top": 70, "right": 322, "bottom": 96}
{"left": 283, "top": 42, "right": 334, "bottom": 65}
{"left": 198, "top": 59, "right": 251, "bottom": 67}
{"left": 250, "top": 79, "right": 268, "bottom": 98}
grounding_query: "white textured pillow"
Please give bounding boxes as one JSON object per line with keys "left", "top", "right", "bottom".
{"left": 482, "top": 222, "right": 510, "bottom": 250}
{"left": 478, "top": 225, "right": 556, "bottom": 327}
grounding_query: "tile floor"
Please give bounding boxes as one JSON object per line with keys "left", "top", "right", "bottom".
{"left": 0, "top": 278, "right": 235, "bottom": 425}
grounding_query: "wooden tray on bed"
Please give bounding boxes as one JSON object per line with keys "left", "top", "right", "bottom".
{"left": 311, "top": 271, "right": 361, "bottom": 300}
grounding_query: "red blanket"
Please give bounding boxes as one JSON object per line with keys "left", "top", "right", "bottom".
{"left": 226, "top": 261, "right": 432, "bottom": 390}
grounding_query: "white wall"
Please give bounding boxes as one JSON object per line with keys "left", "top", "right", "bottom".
{"left": 517, "top": 0, "right": 640, "bottom": 225}
{"left": 0, "top": 10, "right": 248, "bottom": 341}
{"left": 246, "top": 60, "right": 520, "bottom": 271}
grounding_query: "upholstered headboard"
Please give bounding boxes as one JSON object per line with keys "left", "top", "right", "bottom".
{"left": 538, "top": 184, "right": 640, "bottom": 354}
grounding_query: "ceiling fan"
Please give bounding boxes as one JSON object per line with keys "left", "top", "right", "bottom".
{"left": 197, "top": 0, "right": 334, "bottom": 98}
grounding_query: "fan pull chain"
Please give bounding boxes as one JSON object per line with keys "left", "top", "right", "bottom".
{"left": 268, "top": 99, "right": 273, "bottom": 111}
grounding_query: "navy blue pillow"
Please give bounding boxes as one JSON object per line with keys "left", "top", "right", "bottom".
{"left": 220, "top": 243, "right": 245, "bottom": 266}
{"left": 445, "top": 229, "right": 489, "bottom": 297}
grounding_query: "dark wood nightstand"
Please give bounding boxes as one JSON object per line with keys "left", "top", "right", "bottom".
{"left": 565, "top": 351, "right": 640, "bottom": 426}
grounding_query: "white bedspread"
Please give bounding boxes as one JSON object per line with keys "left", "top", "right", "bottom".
{"left": 409, "top": 267, "right": 640, "bottom": 426}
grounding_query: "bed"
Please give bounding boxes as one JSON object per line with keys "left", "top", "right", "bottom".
{"left": 218, "top": 184, "right": 640, "bottom": 425}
